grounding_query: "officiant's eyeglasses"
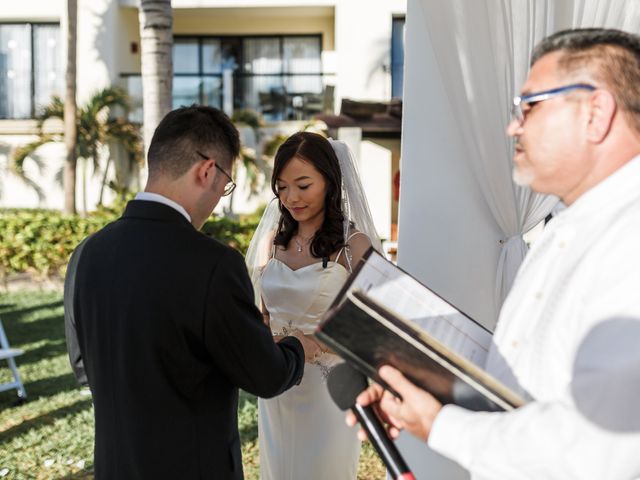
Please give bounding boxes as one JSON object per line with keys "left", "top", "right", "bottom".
{"left": 511, "top": 83, "right": 595, "bottom": 125}
{"left": 195, "top": 150, "right": 236, "bottom": 196}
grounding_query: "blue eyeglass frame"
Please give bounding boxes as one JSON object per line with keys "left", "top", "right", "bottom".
{"left": 511, "top": 83, "right": 596, "bottom": 124}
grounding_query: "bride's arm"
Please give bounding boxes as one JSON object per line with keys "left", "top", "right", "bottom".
{"left": 261, "top": 296, "right": 270, "bottom": 328}
{"left": 345, "top": 231, "right": 372, "bottom": 267}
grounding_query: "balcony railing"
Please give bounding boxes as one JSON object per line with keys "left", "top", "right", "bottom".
{"left": 121, "top": 72, "right": 335, "bottom": 123}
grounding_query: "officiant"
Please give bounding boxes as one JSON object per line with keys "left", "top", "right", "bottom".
{"left": 348, "top": 28, "right": 640, "bottom": 479}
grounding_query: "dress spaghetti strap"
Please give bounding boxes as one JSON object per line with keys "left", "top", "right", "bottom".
{"left": 334, "top": 231, "right": 367, "bottom": 265}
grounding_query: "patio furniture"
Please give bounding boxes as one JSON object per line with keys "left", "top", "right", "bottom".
{"left": 0, "top": 318, "right": 27, "bottom": 401}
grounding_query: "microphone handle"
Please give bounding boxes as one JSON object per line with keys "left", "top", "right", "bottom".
{"left": 353, "top": 403, "right": 415, "bottom": 480}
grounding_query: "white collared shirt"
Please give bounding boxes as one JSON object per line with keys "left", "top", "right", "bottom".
{"left": 429, "top": 156, "right": 640, "bottom": 479}
{"left": 134, "top": 192, "right": 191, "bottom": 223}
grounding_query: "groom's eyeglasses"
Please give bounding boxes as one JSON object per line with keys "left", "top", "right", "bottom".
{"left": 195, "top": 150, "right": 236, "bottom": 196}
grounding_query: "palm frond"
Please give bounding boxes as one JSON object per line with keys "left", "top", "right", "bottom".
{"left": 8, "top": 144, "right": 48, "bottom": 202}
{"left": 11, "top": 136, "right": 56, "bottom": 177}
{"left": 262, "top": 133, "right": 289, "bottom": 158}
{"left": 36, "top": 96, "right": 65, "bottom": 131}
{"left": 85, "top": 87, "right": 130, "bottom": 118}
{"left": 54, "top": 166, "right": 64, "bottom": 189}
{"left": 240, "top": 147, "right": 263, "bottom": 196}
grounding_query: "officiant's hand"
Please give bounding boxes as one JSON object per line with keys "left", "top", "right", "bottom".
{"left": 346, "top": 365, "right": 442, "bottom": 442}
{"left": 288, "top": 330, "right": 321, "bottom": 362}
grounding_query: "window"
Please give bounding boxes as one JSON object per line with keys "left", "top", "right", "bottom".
{"left": 125, "top": 34, "right": 326, "bottom": 122}
{"left": 0, "top": 23, "right": 62, "bottom": 119}
{"left": 391, "top": 16, "right": 405, "bottom": 99}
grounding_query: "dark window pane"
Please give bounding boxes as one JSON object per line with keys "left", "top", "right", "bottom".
{"left": 283, "top": 75, "right": 322, "bottom": 95}
{"left": 221, "top": 38, "right": 241, "bottom": 73}
{"left": 202, "top": 76, "right": 222, "bottom": 108}
{"left": 33, "top": 24, "right": 62, "bottom": 114}
{"left": 391, "top": 17, "right": 405, "bottom": 99}
{"left": 202, "top": 38, "right": 222, "bottom": 74}
{"left": 173, "top": 76, "right": 201, "bottom": 108}
{"left": 241, "top": 75, "right": 285, "bottom": 120}
{"left": 0, "top": 24, "right": 32, "bottom": 118}
{"left": 283, "top": 37, "right": 321, "bottom": 74}
{"left": 173, "top": 39, "right": 199, "bottom": 74}
{"left": 242, "top": 38, "right": 281, "bottom": 74}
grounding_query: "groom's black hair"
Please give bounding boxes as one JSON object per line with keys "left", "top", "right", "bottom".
{"left": 147, "top": 105, "right": 240, "bottom": 180}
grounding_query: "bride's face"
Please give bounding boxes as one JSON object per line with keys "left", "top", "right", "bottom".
{"left": 276, "top": 155, "right": 327, "bottom": 225}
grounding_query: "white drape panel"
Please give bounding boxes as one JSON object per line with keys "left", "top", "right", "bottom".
{"left": 418, "top": 0, "right": 640, "bottom": 310}
{"left": 397, "top": 1, "right": 640, "bottom": 479}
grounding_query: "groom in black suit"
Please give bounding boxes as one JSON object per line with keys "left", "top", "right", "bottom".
{"left": 64, "top": 105, "right": 315, "bottom": 479}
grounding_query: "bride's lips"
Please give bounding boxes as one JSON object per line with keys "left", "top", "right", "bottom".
{"left": 289, "top": 206, "right": 307, "bottom": 214}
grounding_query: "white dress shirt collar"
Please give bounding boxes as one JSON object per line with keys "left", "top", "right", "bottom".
{"left": 134, "top": 192, "right": 192, "bottom": 223}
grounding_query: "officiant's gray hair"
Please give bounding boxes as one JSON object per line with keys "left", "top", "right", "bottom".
{"left": 532, "top": 28, "right": 640, "bottom": 133}
{"left": 147, "top": 105, "right": 240, "bottom": 180}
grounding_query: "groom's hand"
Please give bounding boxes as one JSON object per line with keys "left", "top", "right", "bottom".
{"left": 289, "top": 330, "right": 321, "bottom": 362}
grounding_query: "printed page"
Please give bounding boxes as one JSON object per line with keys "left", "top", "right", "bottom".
{"left": 345, "top": 251, "right": 491, "bottom": 367}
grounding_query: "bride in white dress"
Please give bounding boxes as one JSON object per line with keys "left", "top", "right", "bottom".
{"left": 246, "top": 132, "right": 381, "bottom": 480}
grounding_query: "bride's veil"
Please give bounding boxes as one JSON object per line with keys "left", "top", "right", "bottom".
{"left": 244, "top": 137, "right": 382, "bottom": 306}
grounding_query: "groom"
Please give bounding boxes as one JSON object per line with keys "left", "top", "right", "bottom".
{"left": 64, "top": 105, "right": 317, "bottom": 479}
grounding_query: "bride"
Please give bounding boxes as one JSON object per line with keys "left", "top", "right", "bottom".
{"left": 245, "top": 131, "right": 381, "bottom": 480}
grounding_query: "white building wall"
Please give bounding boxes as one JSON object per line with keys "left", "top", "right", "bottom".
{"left": 76, "top": 0, "right": 122, "bottom": 104}
{"left": 0, "top": 122, "right": 115, "bottom": 211}
{"left": 334, "top": 0, "right": 406, "bottom": 104}
{"left": 0, "top": 1, "right": 63, "bottom": 21}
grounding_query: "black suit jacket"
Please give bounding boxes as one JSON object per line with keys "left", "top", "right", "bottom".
{"left": 64, "top": 200, "right": 304, "bottom": 479}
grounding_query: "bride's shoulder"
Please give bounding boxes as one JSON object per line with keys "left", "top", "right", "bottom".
{"left": 346, "top": 229, "right": 371, "bottom": 247}
{"left": 343, "top": 229, "right": 371, "bottom": 266}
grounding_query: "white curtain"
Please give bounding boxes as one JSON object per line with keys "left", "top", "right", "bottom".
{"left": 33, "top": 24, "right": 63, "bottom": 115}
{"left": 397, "top": 1, "right": 640, "bottom": 479}
{"left": 419, "top": 0, "right": 640, "bottom": 310}
{"left": 0, "top": 24, "right": 32, "bottom": 119}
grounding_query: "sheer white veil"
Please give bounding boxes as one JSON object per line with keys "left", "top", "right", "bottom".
{"left": 245, "top": 137, "right": 381, "bottom": 306}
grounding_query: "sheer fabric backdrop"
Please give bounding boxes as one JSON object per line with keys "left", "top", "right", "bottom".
{"left": 397, "top": 1, "right": 640, "bottom": 479}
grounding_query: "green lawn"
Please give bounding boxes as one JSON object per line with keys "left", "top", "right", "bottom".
{"left": 0, "top": 290, "right": 384, "bottom": 479}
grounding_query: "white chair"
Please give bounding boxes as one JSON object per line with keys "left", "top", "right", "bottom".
{"left": 0, "top": 318, "right": 27, "bottom": 401}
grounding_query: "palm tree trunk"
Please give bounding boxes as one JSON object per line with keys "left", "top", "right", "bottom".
{"left": 81, "top": 159, "right": 87, "bottom": 217}
{"left": 98, "top": 152, "right": 112, "bottom": 206}
{"left": 138, "top": 0, "right": 173, "bottom": 172}
{"left": 63, "top": 0, "right": 78, "bottom": 214}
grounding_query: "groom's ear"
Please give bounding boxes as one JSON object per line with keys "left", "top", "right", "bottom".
{"left": 194, "top": 158, "right": 215, "bottom": 186}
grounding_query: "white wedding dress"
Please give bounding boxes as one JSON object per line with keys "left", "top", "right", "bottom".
{"left": 258, "top": 254, "right": 361, "bottom": 480}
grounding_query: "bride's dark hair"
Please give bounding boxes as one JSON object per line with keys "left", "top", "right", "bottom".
{"left": 272, "top": 132, "right": 345, "bottom": 258}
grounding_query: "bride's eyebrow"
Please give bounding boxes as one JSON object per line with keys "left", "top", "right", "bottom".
{"left": 276, "top": 175, "right": 312, "bottom": 183}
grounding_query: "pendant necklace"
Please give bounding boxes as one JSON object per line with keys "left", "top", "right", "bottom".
{"left": 293, "top": 234, "right": 313, "bottom": 253}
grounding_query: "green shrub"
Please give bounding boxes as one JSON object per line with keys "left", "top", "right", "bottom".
{"left": 0, "top": 206, "right": 262, "bottom": 279}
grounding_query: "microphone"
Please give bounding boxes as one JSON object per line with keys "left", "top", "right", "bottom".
{"left": 327, "top": 363, "right": 415, "bottom": 480}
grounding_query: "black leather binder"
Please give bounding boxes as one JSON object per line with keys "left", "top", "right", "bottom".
{"left": 315, "top": 248, "right": 525, "bottom": 412}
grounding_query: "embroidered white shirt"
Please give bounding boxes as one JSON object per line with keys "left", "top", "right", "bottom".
{"left": 429, "top": 155, "right": 640, "bottom": 479}
{"left": 134, "top": 192, "right": 191, "bottom": 223}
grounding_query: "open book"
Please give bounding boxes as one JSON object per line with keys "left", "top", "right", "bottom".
{"left": 315, "top": 248, "right": 525, "bottom": 412}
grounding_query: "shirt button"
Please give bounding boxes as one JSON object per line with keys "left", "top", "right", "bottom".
{"left": 511, "top": 340, "right": 519, "bottom": 348}
{"left": 535, "top": 291, "right": 543, "bottom": 300}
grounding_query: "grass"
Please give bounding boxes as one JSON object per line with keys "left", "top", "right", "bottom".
{"left": 0, "top": 290, "right": 385, "bottom": 479}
